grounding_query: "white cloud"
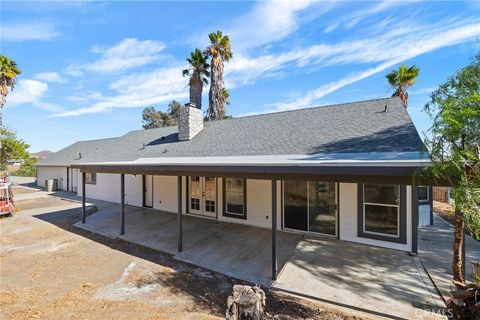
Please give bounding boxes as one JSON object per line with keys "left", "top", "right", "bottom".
{"left": 227, "top": 0, "right": 317, "bottom": 51}
{"left": 67, "top": 91, "right": 105, "bottom": 103}
{"left": 0, "top": 22, "right": 59, "bottom": 41}
{"left": 48, "top": 2, "right": 480, "bottom": 118}
{"left": 53, "top": 17, "right": 480, "bottom": 118}
{"left": 53, "top": 66, "right": 188, "bottom": 117}
{"left": 223, "top": 17, "right": 480, "bottom": 89}
{"left": 86, "top": 38, "right": 166, "bottom": 73}
{"left": 6, "top": 79, "right": 64, "bottom": 112}
{"left": 191, "top": 0, "right": 331, "bottom": 53}
{"left": 35, "top": 72, "right": 67, "bottom": 83}
{"left": 7, "top": 80, "right": 48, "bottom": 105}
{"left": 269, "top": 22, "right": 480, "bottom": 112}
{"left": 323, "top": 0, "right": 420, "bottom": 33}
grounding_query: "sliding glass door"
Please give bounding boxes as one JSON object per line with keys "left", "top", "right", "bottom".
{"left": 284, "top": 180, "right": 308, "bottom": 231}
{"left": 308, "top": 181, "right": 336, "bottom": 235}
{"left": 284, "top": 180, "right": 337, "bottom": 236}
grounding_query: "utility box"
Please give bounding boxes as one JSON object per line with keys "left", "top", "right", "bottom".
{"left": 45, "top": 179, "right": 58, "bottom": 192}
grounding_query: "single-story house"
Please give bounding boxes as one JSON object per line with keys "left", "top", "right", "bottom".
{"left": 36, "top": 97, "right": 433, "bottom": 279}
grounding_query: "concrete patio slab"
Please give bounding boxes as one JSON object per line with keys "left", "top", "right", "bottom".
{"left": 176, "top": 222, "right": 302, "bottom": 286}
{"left": 273, "top": 237, "right": 444, "bottom": 319}
{"left": 419, "top": 214, "right": 480, "bottom": 301}
{"left": 74, "top": 205, "right": 302, "bottom": 286}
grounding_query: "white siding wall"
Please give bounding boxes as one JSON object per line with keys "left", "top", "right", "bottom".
{"left": 78, "top": 173, "right": 120, "bottom": 203}
{"left": 71, "top": 168, "right": 80, "bottom": 192}
{"left": 217, "top": 179, "right": 281, "bottom": 229}
{"left": 77, "top": 173, "right": 143, "bottom": 206}
{"left": 37, "top": 166, "right": 68, "bottom": 190}
{"left": 338, "top": 183, "right": 412, "bottom": 252}
{"left": 152, "top": 175, "right": 180, "bottom": 213}
{"left": 125, "top": 175, "right": 143, "bottom": 207}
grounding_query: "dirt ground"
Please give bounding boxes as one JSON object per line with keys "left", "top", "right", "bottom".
{"left": 433, "top": 200, "right": 455, "bottom": 225}
{"left": 10, "top": 187, "right": 38, "bottom": 195}
{"left": 0, "top": 187, "right": 364, "bottom": 320}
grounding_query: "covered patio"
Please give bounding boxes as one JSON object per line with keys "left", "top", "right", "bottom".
{"left": 73, "top": 152, "right": 430, "bottom": 281}
{"left": 74, "top": 203, "right": 443, "bottom": 319}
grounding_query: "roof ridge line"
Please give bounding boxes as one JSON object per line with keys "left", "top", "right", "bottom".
{"left": 218, "top": 96, "right": 400, "bottom": 122}
{"left": 50, "top": 96, "right": 403, "bottom": 147}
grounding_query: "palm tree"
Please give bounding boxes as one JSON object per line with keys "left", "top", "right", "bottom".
{"left": 222, "top": 88, "right": 230, "bottom": 106}
{"left": 0, "top": 55, "right": 21, "bottom": 151}
{"left": 0, "top": 55, "right": 21, "bottom": 131}
{"left": 205, "top": 31, "right": 232, "bottom": 120}
{"left": 386, "top": 64, "right": 419, "bottom": 107}
{"left": 182, "top": 49, "right": 209, "bottom": 109}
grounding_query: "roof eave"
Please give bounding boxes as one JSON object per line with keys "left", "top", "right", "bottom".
{"left": 71, "top": 162, "right": 435, "bottom": 185}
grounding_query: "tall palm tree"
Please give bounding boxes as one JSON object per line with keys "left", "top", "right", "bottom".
{"left": 386, "top": 64, "right": 419, "bottom": 107}
{"left": 182, "top": 49, "right": 209, "bottom": 109}
{"left": 205, "top": 30, "right": 232, "bottom": 120}
{"left": 0, "top": 55, "right": 21, "bottom": 130}
{"left": 222, "top": 88, "right": 230, "bottom": 107}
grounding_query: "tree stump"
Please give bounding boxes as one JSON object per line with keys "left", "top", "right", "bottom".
{"left": 226, "top": 285, "right": 266, "bottom": 320}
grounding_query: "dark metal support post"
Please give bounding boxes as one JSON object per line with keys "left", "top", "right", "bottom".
{"left": 411, "top": 186, "right": 418, "bottom": 254}
{"left": 178, "top": 176, "right": 183, "bottom": 252}
{"left": 272, "top": 179, "right": 277, "bottom": 280}
{"left": 81, "top": 172, "right": 86, "bottom": 223}
{"left": 66, "top": 167, "right": 69, "bottom": 192}
{"left": 121, "top": 173, "right": 125, "bottom": 235}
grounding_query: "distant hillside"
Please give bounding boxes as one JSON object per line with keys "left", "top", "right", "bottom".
{"left": 31, "top": 150, "right": 53, "bottom": 159}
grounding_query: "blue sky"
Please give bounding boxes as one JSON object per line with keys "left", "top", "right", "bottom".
{"left": 1, "top": 0, "right": 479, "bottom": 152}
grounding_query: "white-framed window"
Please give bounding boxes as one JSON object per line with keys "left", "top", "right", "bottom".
{"left": 223, "top": 178, "right": 246, "bottom": 219}
{"left": 85, "top": 172, "right": 97, "bottom": 185}
{"left": 358, "top": 184, "right": 406, "bottom": 244}
{"left": 418, "top": 186, "right": 429, "bottom": 202}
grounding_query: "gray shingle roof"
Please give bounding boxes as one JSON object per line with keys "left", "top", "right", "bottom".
{"left": 37, "top": 97, "right": 425, "bottom": 167}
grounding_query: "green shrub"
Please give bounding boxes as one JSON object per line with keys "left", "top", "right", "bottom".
{"left": 12, "top": 157, "right": 37, "bottom": 177}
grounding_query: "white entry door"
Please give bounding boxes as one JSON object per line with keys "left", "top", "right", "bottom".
{"left": 144, "top": 175, "right": 153, "bottom": 207}
{"left": 189, "top": 176, "right": 216, "bottom": 218}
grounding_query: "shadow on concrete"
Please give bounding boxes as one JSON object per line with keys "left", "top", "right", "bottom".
{"left": 274, "top": 236, "right": 444, "bottom": 319}
{"left": 31, "top": 205, "right": 321, "bottom": 318}
{"left": 68, "top": 204, "right": 302, "bottom": 287}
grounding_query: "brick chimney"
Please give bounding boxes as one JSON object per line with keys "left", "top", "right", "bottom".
{"left": 178, "top": 102, "right": 204, "bottom": 141}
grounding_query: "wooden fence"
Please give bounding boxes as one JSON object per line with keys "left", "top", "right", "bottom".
{"left": 432, "top": 186, "right": 450, "bottom": 203}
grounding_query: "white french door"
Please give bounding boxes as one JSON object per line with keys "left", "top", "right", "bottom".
{"left": 189, "top": 176, "right": 217, "bottom": 218}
